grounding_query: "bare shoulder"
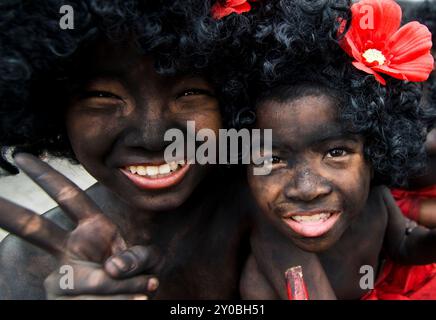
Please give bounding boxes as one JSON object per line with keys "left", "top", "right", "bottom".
{"left": 0, "top": 184, "right": 100, "bottom": 299}
{"left": 0, "top": 207, "right": 69, "bottom": 299}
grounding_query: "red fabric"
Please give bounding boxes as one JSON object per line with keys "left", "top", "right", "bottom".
{"left": 360, "top": 185, "right": 436, "bottom": 300}
{"left": 361, "top": 261, "right": 436, "bottom": 300}
{"left": 339, "top": 0, "right": 434, "bottom": 85}
{"left": 391, "top": 185, "right": 436, "bottom": 221}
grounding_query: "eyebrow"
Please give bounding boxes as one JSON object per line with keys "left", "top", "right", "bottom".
{"left": 313, "top": 132, "right": 360, "bottom": 144}
{"left": 269, "top": 126, "right": 360, "bottom": 151}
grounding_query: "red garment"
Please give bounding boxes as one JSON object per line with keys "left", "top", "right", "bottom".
{"left": 361, "top": 261, "right": 436, "bottom": 300}
{"left": 391, "top": 185, "right": 436, "bottom": 222}
{"left": 361, "top": 186, "right": 436, "bottom": 300}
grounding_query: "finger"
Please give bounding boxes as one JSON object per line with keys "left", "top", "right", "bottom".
{"left": 0, "top": 197, "right": 67, "bottom": 256}
{"left": 53, "top": 294, "right": 149, "bottom": 300}
{"left": 14, "top": 153, "right": 102, "bottom": 223}
{"left": 104, "top": 245, "right": 161, "bottom": 279}
{"left": 45, "top": 265, "right": 159, "bottom": 296}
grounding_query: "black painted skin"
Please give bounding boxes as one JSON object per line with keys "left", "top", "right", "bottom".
{"left": 241, "top": 92, "right": 436, "bottom": 300}
{"left": 0, "top": 40, "right": 251, "bottom": 300}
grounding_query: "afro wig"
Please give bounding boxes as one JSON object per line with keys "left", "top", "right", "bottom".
{"left": 0, "top": 0, "right": 254, "bottom": 173}
{"left": 238, "top": 0, "right": 435, "bottom": 187}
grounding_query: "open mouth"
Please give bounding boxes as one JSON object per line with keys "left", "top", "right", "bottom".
{"left": 120, "top": 160, "right": 190, "bottom": 190}
{"left": 282, "top": 210, "right": 341, "bottom": 238}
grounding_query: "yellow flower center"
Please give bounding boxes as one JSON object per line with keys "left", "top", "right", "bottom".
{"left": 362, "top": 49, "right": 386, "bottom": 66}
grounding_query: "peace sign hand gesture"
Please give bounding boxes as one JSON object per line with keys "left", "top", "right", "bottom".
{"left": 0, "top": 153, "right": 160, "bottom": 300}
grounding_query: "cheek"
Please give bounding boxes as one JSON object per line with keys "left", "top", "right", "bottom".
{"left": 331, "top": 157, "right": 372, "bottom": 214}
{"left": 248, "top": 168, "right": 283, "bottom": 213}
{"left": 65, "top": 109, "right": 118, "bottom": 161}
{"left": 178, "top": 103, "right": 222, "bottom": 134}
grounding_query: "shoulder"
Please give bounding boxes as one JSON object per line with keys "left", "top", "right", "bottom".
{"left": 0, "top": 205, "right": 74, "bottom": 299}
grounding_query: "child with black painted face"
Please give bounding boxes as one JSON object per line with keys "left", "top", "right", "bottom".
{"left": 0, "top": 0, "right": 252, "bottom": 299}
{"left": 241, "top": 0, "right": 436, "bottom": 300}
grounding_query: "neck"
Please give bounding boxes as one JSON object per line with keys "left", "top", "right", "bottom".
{"left": 92, "top": 180, "right": 210, "bottom": 248}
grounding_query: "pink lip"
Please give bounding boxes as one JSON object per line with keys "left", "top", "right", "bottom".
{"left": 120, "top": 163, "right": 191, "bottom": 190}
{"left": 282, "top": 210, "right": 341, "bottom": 238}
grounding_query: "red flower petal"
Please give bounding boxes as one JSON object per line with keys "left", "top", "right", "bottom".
{"left": 227, "top": 0, "right": 249, "bottom": 6}
{"left": 352, "top": 61, "right": 387, "bottom": 85}
{"left": 342, "top": 34, "right": 364, "bottom": 62}
{"left": 373, "top": 54, "right": 435, "bottom": 82}
{"left": 387, "top": 22, "right": 433, "bottom": 64}
{"left": 211, "top": 0, "right": 251, "bottom": 19}
{"left": 347, "top": 0, "right": 402, "bottom": 52}
{"left": 231, "top": 2, "right": 251, "bottom": 14}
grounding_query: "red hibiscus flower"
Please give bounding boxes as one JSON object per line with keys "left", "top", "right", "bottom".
{"left": 211, "top": 0, "right": 253, "bottom": 20}
{"left": 339, "top": 0, "right": 434, "bottom": 85}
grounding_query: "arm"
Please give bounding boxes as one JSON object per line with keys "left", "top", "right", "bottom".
{"left": 417, "top": 199, "right": 436, "bottom": 228}
{"left": 382, "top": 186, "right": 436, "bottom": 265}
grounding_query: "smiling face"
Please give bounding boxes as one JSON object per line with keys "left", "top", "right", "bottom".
{"left": 65, "top": 40, "right": 222, "bottom": 212}
{"left": 248, "top": 87, "right": 372, "bottom": 252}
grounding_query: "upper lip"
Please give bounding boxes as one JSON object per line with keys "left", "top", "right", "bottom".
{"left": 282, "top": 209, "right": 340, "bottom": 219}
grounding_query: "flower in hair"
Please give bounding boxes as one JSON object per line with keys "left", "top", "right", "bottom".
{"left": 211, "top": 0, "right": 256, "bottom": 20}
{"left": 339, "top": 0, "right": 434, "bottom": 85}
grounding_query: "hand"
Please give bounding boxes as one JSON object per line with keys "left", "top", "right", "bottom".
{"left": 0, "top": 153, "right": 160, "bottom": 299}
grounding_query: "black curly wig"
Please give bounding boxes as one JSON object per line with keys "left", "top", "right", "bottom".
{"left": 0, "top": 0, "right": 254, "bottom": 174}
{"left": 405, "top": 0, "right": 436, "bottom": 113}
{"left": 237, "top": 0, "right": 435, "bottom": 187}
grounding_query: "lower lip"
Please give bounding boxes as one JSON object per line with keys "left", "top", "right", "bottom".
{"left": 282, "top": 212, "right": 341, "bottom": 238}
{"left": 120, "top": 164, "right": 191, "bottom": 190}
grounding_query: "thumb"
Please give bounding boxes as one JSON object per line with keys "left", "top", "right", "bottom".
{"left": 104, "top": 245, "right": 161, "bottom": 279}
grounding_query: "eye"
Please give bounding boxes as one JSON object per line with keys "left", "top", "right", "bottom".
{"left": 326, "top": 148, "right": 348, "bottom": 158}
{"left": 81, "top": 91, "right": 124, "bottom": 101}
{"left": 176, "top": 88, "right": 214, "bottom": 99}
{"left": 264, "top": 155, "right": 283, "bottom": 165}
{"left": 271, "top": 156, "right": 282, "bottom": 164}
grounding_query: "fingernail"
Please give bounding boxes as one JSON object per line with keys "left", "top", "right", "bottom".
{"left": 134, "top": 295, "right": 148, "bottom": 300}
{"left": 148, "top": 277, "right": 159, "bottom": 292}
{"left": 109, "top": 257, "right": 129, "bottom": 272}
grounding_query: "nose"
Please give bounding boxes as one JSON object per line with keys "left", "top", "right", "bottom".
{"left": 284, "top": 166, "right": 332, "bottom": 202}
{"left": 122, "top": 100, "right": 177, "bottom": 152}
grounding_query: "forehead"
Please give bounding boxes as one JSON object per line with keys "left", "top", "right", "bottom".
{"left": 257, "top": 94, "right": 339, "bottom": 129}
{"left": 256, "top": 94, "right": 344, "bottom": 145}
{"left": 73, "top": 40, "right": 158, "bottom": 81}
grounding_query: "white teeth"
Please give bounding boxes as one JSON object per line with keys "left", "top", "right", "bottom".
{"left": 170, "top": 162, "right": 178, "bottom": 171}
{"left": 159, "top": 164, "right": 171, "bottom": 175}
{"left": 136, "top": 166, "right": 147, "bottom": 176}
{"left": 126, "top": 161, "right": 184, "bottom": 178}
{"left": 146, "top": 166, "right": 159, "bottom": 176}
{"left": 291, "top": 213, "right": 332, "bottom": 223}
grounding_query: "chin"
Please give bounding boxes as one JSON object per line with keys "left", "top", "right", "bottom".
{"left": 291, "top": 237, "right": 337, "bottom": 253}
{"left": 133, "top": 191, "right": 192, "bottom": 212}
